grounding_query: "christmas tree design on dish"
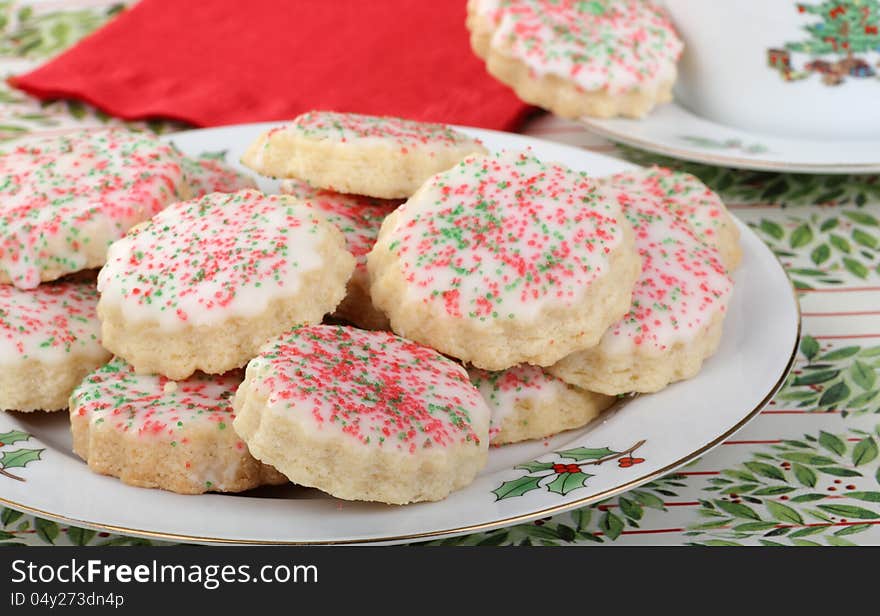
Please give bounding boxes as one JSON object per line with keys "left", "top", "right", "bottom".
{"left": 768, "top": 1, "right": 880, "bottom": 85}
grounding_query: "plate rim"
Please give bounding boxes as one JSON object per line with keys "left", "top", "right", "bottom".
{"left": 0, "top": 308, "right": 800, "bottom": 544}
{"left": 581, "top": 100, "right": 880, "bottom": 174}
{"left": 0, "top": 123, "right": 803, "bottom": 545}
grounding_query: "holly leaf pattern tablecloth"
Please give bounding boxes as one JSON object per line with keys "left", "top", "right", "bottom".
{"left": 0, "top": 0, "right": 878, "bottom": 547}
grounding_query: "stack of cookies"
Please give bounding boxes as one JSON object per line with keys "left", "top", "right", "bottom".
{"left": 0, "top": 129, "right": 190, "bottom": 417}
{"left": 235, "top": 113, "right": 496, "bottom": 503}
{"left": 232, "top": 109, "right": 739, "bottom": 502}
{"left": 0, "top": 108, "right": 740, "bottom": 506}
{"left": 0, "top": 128, "right": 286, "bottom": 495}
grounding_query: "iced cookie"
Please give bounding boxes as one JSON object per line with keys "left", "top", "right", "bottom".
{"left": 549, "top": 191, "right": 733, "bottom": 394}
{"left": 0, "top": 282, "right": 110, "bottom": 412}
{"left": 242, "top": 111, "right": 488, "bottom": 198}
{"left": 97, "top": 189, "right": 354, "bottom": 380}
{"left": 0, "top": 129, "right": 188, "bottom": 289}
{"left": 181, "top": 155, "right": 257, "bottom": 197}
{"left": 467, "top": 0, "right": 683, "bottom": 119}
{"left": 599, "top": 166, "right": 742, "bottom": 271}
{"left": 232, "top": 325, "right": 490, "bottom": 504}
{"left": 367, "top": 149, "right": 640, "bottom": 371}
{"left": 281, "top": 179, "right": 399, "bottom": 329}
{"left": 469, "top": 365, "right": 615, "bottom": 446}
{"left": 70, "top": 358, "right": 287, "bottom": 494}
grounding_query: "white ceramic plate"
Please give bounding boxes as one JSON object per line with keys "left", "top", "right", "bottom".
{"left": 582, "top": 101, "right": 880, "bottom": 174}
{"left": 0, "top": 123, "right": 800, "bottom": 545}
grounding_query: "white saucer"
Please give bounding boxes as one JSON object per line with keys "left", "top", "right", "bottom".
{"left": 582, "top": 100, "right": 880, "bottom": 174}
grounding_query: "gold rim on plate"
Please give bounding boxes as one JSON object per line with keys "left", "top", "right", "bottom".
{"left": 0, "top": 286, "right": 802, "bottom": 545}
{"left": 0, "top": 137, "right": 803, "bottom": 544}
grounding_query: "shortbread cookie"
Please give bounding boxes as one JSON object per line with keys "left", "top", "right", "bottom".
{"left": 233, "top": 325, "right": 490, "bottom": 504}
{"left": 242, "top": 111, "right": 488, "bottom": 198}
{"left": 549, "top": 192, "right": 733, "bottom": 394}
{"left": 599, "top": 166, "right": 742, "bottom": 271}
{"left": 281, "top": 179, "right": 399, "bottom": 329}
{"left": 468, "top": 0, "right": 683, "bottom": 119}
{"left": 0, "top": 129, "right": 188, "bottom": 289}
{"left": 368, "top": 149, "right": 640, "bottom": 371}
{"left": 97, "top": 189, "right": 354, "bottom": 380}
{"left": 181, "top": 155, "right": 257, "bottom": 197}
{"left": 70, "top": 358, "right": 287, "bottom": 494}
{"left": 0, "top": 282, "right": 111, "bottom": 412}
{"left": 469, "top": 365, "right": 615, "bottom": 446}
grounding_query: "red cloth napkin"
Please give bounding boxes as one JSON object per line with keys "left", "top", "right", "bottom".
{"left": 10, "top": 0, "right": 531, "bottom": 130}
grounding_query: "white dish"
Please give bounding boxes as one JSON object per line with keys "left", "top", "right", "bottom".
{"left": 664, "top": 0, "right": 880, "bottom": 141}
{"left": 582, "top": 101, "right": 880, "bottom": 174}
{"left": 0, "top": 123, "right": 800, "bottom": 545}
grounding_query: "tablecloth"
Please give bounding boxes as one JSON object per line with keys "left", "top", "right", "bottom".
{"left": 0, "top": 0, "right": 877, "bottom": 547}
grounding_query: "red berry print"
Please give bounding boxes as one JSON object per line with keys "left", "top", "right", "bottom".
{"left": 552, "top": 463, "right": 582, "bottom": 474}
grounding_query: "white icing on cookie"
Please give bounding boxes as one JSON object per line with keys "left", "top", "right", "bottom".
{"left": 469, "top": 364, "right": 572, "bottom": 438}
{"left": 266, "top": 110, "right": 485, "bottom": 154}
{"left": 0, "top": 129, "right": 186, "bottom": 288}
{"left": 71, "top": 359, "right": 258, "bottom": 490}
{"left": 181, "top": 156, "right": 257, "bottom": 196}
{"left": 245, "top": 325, "right": 490, "bottom": 453}
{"left": 596, "top": 189, "right": 732, "bottom": 356}
{"left": 72, "top": 358, "right": 241, "bottom": 437}
{"left": 280, "top": 179, "right": 399, "bottom": 279}
{"left": 0, "top": 281, "right": 107, "bottom": 365}
{"left": 598, "top": 166, "right": 741, "bottom": 269}
{"left": 477, "top": 0, "right": 682, "bottom": 94}
{"left": 98, "top": 189, "right": 332, "bottom": 329}
{"left": 377, "top": 149, "right": 627, "bottom": 323}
